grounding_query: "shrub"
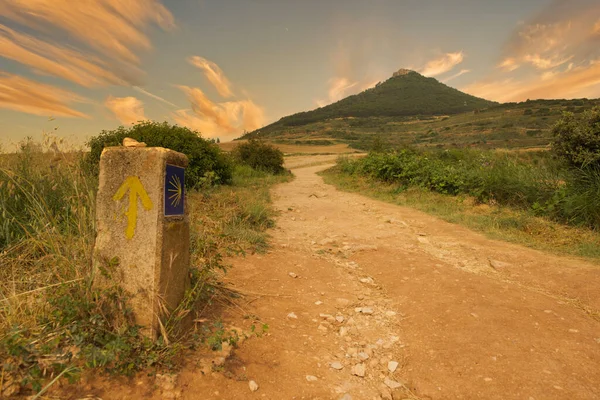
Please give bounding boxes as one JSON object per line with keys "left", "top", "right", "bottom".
{"left": 552, "top": 108, "right": 600, "bottom": 168}
{"left": 84, "top": 121, "right": 233, "bottom": 188}
{"left": 232, "top": 140, "right": 285, "bottom": 174}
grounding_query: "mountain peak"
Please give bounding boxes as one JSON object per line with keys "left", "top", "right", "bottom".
{"left": 392, "top": 68, "right": 415, "bottom": 77}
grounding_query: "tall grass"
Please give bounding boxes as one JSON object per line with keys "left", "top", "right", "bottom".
{"left": 0, "top": 139, "right": 288, "bottom": 396}
{"left": 338, "top": 148, "right": 600, "bottom": 230}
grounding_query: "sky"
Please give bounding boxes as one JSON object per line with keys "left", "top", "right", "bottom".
{"left": 1, "top": 0, "right": 600, "bottom": 148}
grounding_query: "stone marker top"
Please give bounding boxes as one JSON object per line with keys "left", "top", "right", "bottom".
{"left": 101, "top": 145, "right": 189, "bottom": 168}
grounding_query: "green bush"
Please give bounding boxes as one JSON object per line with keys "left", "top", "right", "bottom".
{"left": 232, "top": 140, "right": 285, "bottom": 174}
{"left": 552, "top": 108, "right": 600, "bottom": 168}
{"left": 84, "top": 122, "right": 233, "bottom": 188}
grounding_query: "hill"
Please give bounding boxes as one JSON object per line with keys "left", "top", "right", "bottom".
{"left": 241, "top": 69, "right": 497, "bottom": 138}
{"left": 239, "top": 69, "right": 600, "bottom": 151}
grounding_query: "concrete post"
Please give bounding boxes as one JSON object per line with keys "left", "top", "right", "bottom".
{"left": 93, "top": 146, "right": 190, "bottom": 339}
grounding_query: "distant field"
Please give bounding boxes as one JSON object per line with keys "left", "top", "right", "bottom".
{"left": 218, "top": 140, "right": 361, "bottom": 155}
{"left": 244, "top": 99, "right": 600, "bottom": 151}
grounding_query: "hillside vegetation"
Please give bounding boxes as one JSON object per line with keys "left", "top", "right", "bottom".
{"left": 241, "top": 70, "right": 600, "bottom": 152}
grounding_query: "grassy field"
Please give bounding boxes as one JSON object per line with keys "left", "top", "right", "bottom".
{"left": 244, "top": 99, "right": 600, "bottom": 151}
{"left": 0, "top": 139, "right": 289, "bottom": 396}
{"left": 322, "top": 150, "right": 600, "bottom": 261}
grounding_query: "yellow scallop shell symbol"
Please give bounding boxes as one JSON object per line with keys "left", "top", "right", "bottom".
{"left": 167, "top": 173, "right": 183, "bottom": 208}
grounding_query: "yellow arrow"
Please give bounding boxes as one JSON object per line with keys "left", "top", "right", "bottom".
{"left": 113, "top": 176, "right": 153, "bottom": 239}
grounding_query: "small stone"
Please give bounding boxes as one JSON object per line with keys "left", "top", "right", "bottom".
{"left": 347, "top": 347, "right": 358, "bottom": 356}
{"left": 288, "top": 272, "right": 298, "bottom": 278}
{"left": 351, "top": 363, "right": 366, "bottom": 377}
{"left": 315, "top": 301, "right": 323, "bottom": 305}
{"left": 306, "top": 375, "right": 318, "bottom": 382}
{"left": 123, "top": 137, "right": 147, "bottom": 147}
{"left": 339, "top": 394, "right": 352, "bottom": 400}
{"left": 249, "top": 380, "right": 259, "bottom": 392}
{"left": 388, "top": 361, "right": 399, "bottom": 372}
{"left": 357, "top": 352, "right": 369, "bottom": 361}
{"left": 361, "top": 307, "right": 374, "bottom": 315}
{"left": 385, "top": 311, "right": 397, "bottom": 317}
{"left": 336, "top": 298, "right": 350, "bottom": 307}
{"left": 339, "top": 327, "right": 348, "bottom": 337}
{"left": 484, "top": 377, "right": 493, "bottom": 382}
{"left": 569, "top": 329, "right": 579, "bottom": 333}
{"left": 379, "top": 386, "right": 393, "bottom": 400}
{"left": 336, "top": 315, "right": 345, "bottom": 323}
{"left": 384, "top": 378, "right": 403, "bottom": 389}
{"left": 287, "top": 312, "right": 297, "bottom": 319}
{"left": 544, "top": 310, "right": 553, "bottom": 313}
{"left": 291, "top": 217, "right": 296, "bottom": 221}
{"left": 470, "top": 313, "right": 479, "bottom": 318}
{"left": 489, "top": 259, "right": 511, "bottom": 270}
{"left": 320, "top": 313, "right": 334, "bottom": 319}
{"left": 330, "top": 361, "right": 344, "bottom": 370}
{"left": 318, "top": 324, "right": 328, "bottom": 332}
{"left": 359, "top": 277, "right": 375, "bottom": 284}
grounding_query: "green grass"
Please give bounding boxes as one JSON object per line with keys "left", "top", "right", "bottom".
{"left": 0, "top": 140, "right": 289, "bottom": 397}
{"left": 322, "top": 165, "right": 600, "bottom": 261}
{"left": 243, "top": 98, "right": 600, "bottom": 152}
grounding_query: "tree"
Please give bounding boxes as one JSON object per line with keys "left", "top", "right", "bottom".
{"left": 552, "top": 107, "right": 600, "bottom": 168}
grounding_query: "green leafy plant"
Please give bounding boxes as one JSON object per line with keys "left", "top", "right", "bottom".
{"left": 232, "top": 140, "right": 285, "bottom": 174}
{"left": 84, "top": 121, "right": 233, "bottom": 188}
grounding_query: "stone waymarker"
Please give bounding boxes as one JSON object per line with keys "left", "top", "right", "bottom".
{"left": 93, "top": 145, "right": 190, "bottom": 338}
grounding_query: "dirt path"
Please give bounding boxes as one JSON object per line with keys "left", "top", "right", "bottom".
{"left": 92, "top": 160, "right": 600, "bottom": 400}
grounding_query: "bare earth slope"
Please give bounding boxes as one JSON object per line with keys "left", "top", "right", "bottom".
{"left": 92, "top": 157, "right": 600, "bottom": 400}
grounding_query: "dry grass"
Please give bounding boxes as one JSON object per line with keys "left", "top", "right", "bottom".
{"left": 218, "top": 140, "right": 359, "bottom": 155}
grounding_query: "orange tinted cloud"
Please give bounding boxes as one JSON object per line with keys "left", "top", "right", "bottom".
{"left": 0, "top": 72, "right": 87, "bottom": 117}
{"left": 188, "top": 56, "right": 234, "bottom": 98}
{"left": 105, "top": 96, "right": 147, "bottom": 125}
{"left": 174, "top": 86, "right": 265, "bottom": 139}
{"left": 0, "top": 0, "right": 174, "bottom": 88}
{"left": 420, "top": 52, "right": 464, "bottom": 77}
{"left": 0, "top": 24, "right": 129, "bottom": 87}
{"left": 463, "top": 62, "right": 600, "bottom": 102}
{"left": 0, "top": 0, "right": 174, "bottom": 64}
{"left": 443, "top": 69, "right": 471, "bottom": 83}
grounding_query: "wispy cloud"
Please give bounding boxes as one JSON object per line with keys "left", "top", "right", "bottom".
{"left": 420, "top": 52, "right": 464, "bottom": 77}
{"left": 105, "top": 96, "right": 147, "bottom": 125}
{"left": 0, "top": 0, "right": 174, "bottom": 64}
{"left": 174, "top": 85, "right": 265, "bottom": 140}
{"left": 132, "top": 86, "right": 178, "bottom": 107}
{"left": 188, "top": 56, "right": 234, "bottom": 98}
{"left": 0, "top": 24, "right": 130, "bottom": 87}
{"left": 442, "top": 69, "right": 471, "bottom": 83}
{"left": 465, "top": 1, "right": 600, "bottom": 101}
{"left": 0, "top": 72, "right": 87, "bottom": 117}
{"left": 0, "top": 0, "right": 174, "bottom": 93}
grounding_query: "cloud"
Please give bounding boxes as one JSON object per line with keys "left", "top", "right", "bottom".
{"left": 594, "top": 20, "right": 600, "bottom": 35}
{"left": 465, "top": 1, "right": 600, "bottom": 101}
{"left": 463, "top": 62, "right": 600, "bottom": 102}
{"left": 0, "top": 24, "right": 130, "bottom": 87}
{"left": 188, "top": 56, "right": 234, "bottom": 98}
{"left": 442, "top": 69, "right": 471, "bottom": 83}
{"left": 499, "top": 58, "right": 520, "bottom": 72}
{"left": 420, "top": 52, "right": 464, "bottom": 77}
{"left": 0, "top": 0, "right": 174, "bottom": 88}
{"left": 0, "top": 72, "right": 87, "bottom": 117}
{"left": 132, "top": 86, "right": 178, "bottom": 107}
{"left": 105, "top": 96, "right": 147, "bottom": 125}
{"left": 174, "top": 85, "right": 265, "bottom": 139}
{"left": 0, "top": 0, "right": 174, "bottom": 64}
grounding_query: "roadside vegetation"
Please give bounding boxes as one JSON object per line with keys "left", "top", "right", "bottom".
{"left": 0, "top": 124, "right": 288, "bottom": 397}
{"left": 323, "top": 108, "right": 600, "bottom": 259}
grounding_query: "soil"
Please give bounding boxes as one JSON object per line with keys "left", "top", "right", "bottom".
{"left": 69, "top": 159, "right": 600, "bottom": 399}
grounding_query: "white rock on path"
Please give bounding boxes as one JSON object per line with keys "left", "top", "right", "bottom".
{"left": 288, "top": 272, "right": 298, "bottom": 278}
{"left": 249, "top": 380, "right": 259, "bottom": 392}
{"left": 306, "top": 375, "right": 318, "bottom": 382}
{"left": 330, "top": 361, "right": 344, "bottom": 370}
{"left": 351, "top": 363, "right": 366, "bottom": 377}
{"left": 287, "top": 312, "right": 298, "bottom": 319}
{"left": 384, "top": 378, "right": 403, "bottom": 389}
{"left": 388, "top": 361, "right": 399, "bottom": 372}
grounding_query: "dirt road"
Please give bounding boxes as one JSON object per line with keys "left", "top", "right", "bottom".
{"left": 93, "top": 160, "right": 600, "bottom": 400}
